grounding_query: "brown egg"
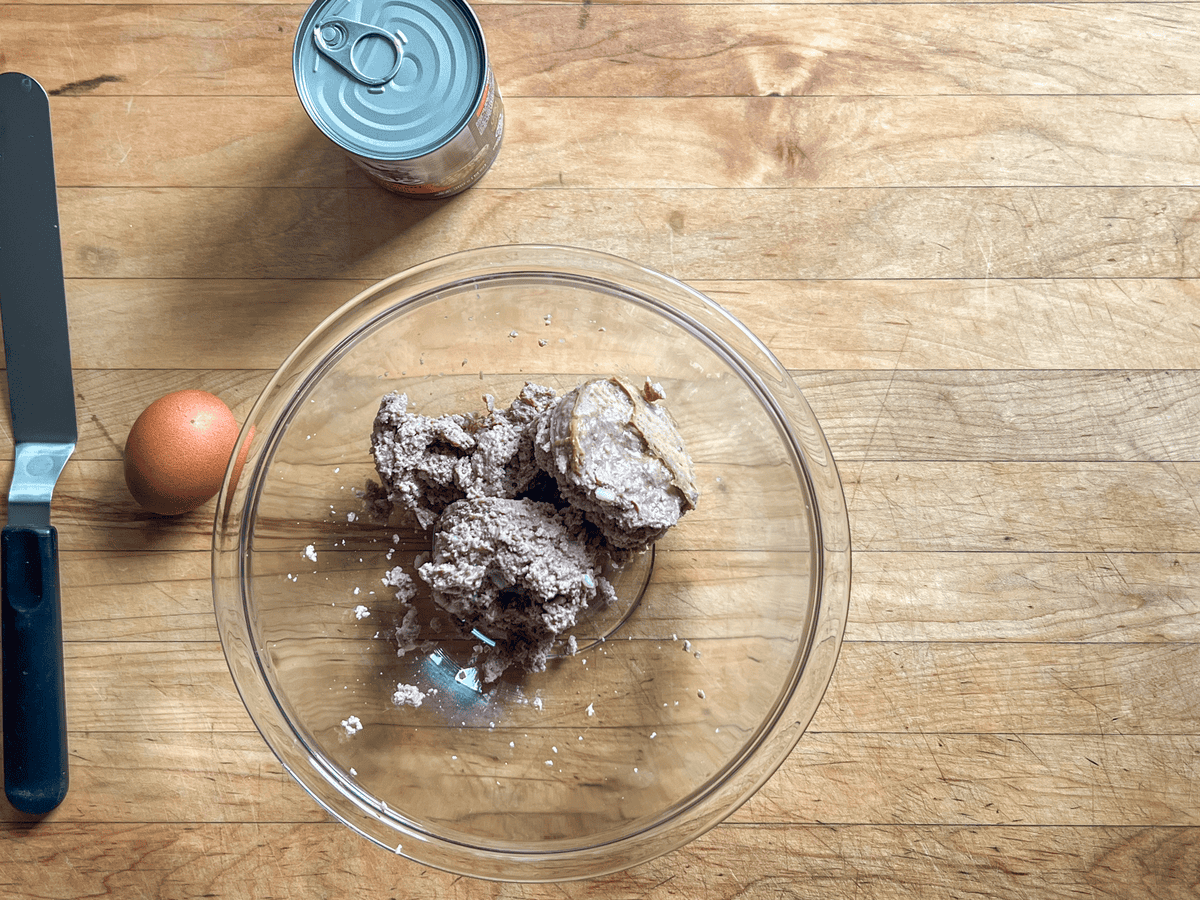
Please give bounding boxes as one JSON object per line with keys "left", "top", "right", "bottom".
{"left": 124, "top": 390, "right": 243, "bottom": 516}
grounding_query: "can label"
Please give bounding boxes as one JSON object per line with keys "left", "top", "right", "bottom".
{"left": 294, "top": 0, "right": 503, "bottom": 199}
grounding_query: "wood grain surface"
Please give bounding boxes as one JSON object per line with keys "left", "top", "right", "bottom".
{"left": 2, "top": 0, "right": 1200, "bottom": 896}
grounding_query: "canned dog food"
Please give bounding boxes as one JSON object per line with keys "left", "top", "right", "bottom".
{"left": 293, "top": 0, "right": 503, "bottom": 198}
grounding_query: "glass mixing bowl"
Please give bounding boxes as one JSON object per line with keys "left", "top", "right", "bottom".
{"left": 212, "top": 244, "right": 850, "bottom": 881}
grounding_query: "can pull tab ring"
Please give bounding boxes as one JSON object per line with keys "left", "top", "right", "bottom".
{"left": 313, "top": 17, "right": 407, "bottom": 87}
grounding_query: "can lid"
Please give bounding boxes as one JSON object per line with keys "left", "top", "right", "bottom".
{"left": 294, "top": 0, "right": 486, "bottom": 161}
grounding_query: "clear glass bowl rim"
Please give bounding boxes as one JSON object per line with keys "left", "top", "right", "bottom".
{"left": 212, "top": 244, "right": 852, "bottom": 882}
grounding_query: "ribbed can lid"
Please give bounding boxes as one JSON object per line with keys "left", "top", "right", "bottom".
{"left": 293, "top": 0, "right": 487, "bottom": 161}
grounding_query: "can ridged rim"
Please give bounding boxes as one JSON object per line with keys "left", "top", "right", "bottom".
{"left": 293, "top": 0, "right": 489, "bottom": 161}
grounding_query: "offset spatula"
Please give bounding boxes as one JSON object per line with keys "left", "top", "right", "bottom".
{"left": 0, "top": 72, "right": 77, "bottom": 815}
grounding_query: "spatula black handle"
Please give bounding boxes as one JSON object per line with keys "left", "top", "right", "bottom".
{"left": 1, "top": 524, "right": 68, "bottom": 814}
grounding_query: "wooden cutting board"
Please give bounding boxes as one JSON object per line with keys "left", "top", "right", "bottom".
{"left": 1, "top": 1, "right": 1198, "bottom": 896}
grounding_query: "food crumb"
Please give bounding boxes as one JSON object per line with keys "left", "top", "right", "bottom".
{"left": 682, "top": 640, "right": 692, "bottom": 652}
{"left": 643, "top": 378, "right": 666, "bottom": 402}
{"left": 340, "top": 715, "right": 363, "bottom": 735}
{"left": 382, "top": 566, "right": 417, "bottom": 603}
{"left": 586, "top": 703, "right": 595, "bottom": 717}
{"left": 304, "top": 544, "right": 317, "bottom": 562}
{"left": 393, "top": 608, "right": 422, "bottom": 657}
{"left": 698, "top": 689, "right": 706, "bottom": 699}
{"left": 392, "top": 683, "right": 426, "bottom": 708}
{"left": 353, "top": 605, "right": 370, "bottom": 620}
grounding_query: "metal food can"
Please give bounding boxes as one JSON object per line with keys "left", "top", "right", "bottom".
{"left": 293, "top": 0, "right": 503, "bottom": 198}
